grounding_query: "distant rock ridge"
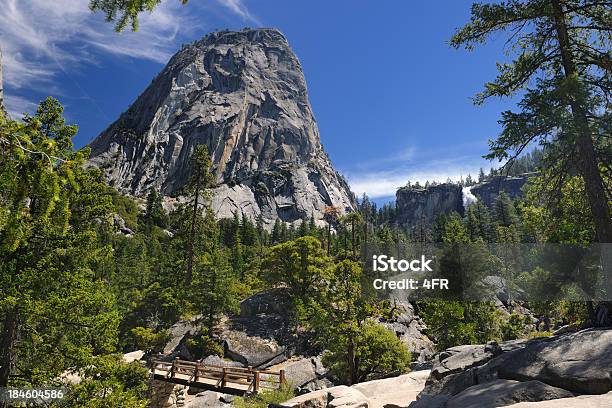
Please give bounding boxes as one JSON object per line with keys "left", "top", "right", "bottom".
{"left": 396, "top": 174, "right": 532, "bottom": 228}
{"left": 88, "top": 28, "right": 355, "bottom": 227}
{"left": 396, "top": 183, "right": 464, "bottom": 228}
{"left": 470, "top": 173, "right": 532, "bottom": 207}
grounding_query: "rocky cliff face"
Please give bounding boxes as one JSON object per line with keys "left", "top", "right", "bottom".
{"left": 471, "top": 174, "right": 531, "bottom": 208}
{"left": 396, "top": 174, "right": 531, "bottom": 227}
{"left": 88, "top": 28, "right": 355, "bottom": 226}
{"left": 396, "top": 183, "right": 464, "bottom": 228}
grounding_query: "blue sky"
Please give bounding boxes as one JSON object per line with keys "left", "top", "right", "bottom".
{"left": 1, "top": 0, "right": 519, "bottom": 204}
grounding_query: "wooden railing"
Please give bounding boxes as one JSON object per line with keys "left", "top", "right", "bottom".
{"left": 152, "top": 358, "right": 286, "bottom": 394}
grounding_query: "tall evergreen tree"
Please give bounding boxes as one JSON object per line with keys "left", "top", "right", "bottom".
{"left": 0, "top": 98, "right": 122, "bottom": 390}
{"left": 451, "top": 0, "right": 611, "bottom": 242}
{"left": 184, "top": 145, "right": 213, "bottom": 288}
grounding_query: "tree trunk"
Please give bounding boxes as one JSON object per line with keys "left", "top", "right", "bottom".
{"left": 351, "top": 220, "right": 356, "bottom": 257}
{"left": 551, "top": 0, "right": 612, "bottom": 318}
{"left": 0, "top": 307, "right": 18, "bottom": 388}
{"left": 327, "top": 223, "right": 331, "bottom": 255}
{"left": 347, "top": 336, "right": 357, "bottom": 385}
{"left": 551, "top": 0, "right": 612, "bottom": 243}
{"left": 185, "top": 170, "right": 201, "bottom": 288}
{"left": 0, "top": 47, "right": 5, "bottom": 115}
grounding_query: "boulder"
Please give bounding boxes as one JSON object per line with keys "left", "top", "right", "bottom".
{"left": 328, "top": 386, "right": 370, "bottom": 408}
{"left": 164, "top": 316, "right": 204, "bottom": 354}
{"left": 406, "top": 395, "right": 450, "bottom": 408}
{"left": 498, "top": 329, "right": 612, "bottom": 394}
{"left": 123, "top": 350, "right": 145, "bottom": 363}
{"left": 352, "top": 371, "right": 430, "bottom": 408}
{"left": 281, "top": 386, "right": 370, "bottom": 408}
{"left": 445, "top": 379, "right": 574, "bottom": 408}
{"left": 381, "top": 301, "right": 435, "bottom": 358}
{"left": 184, "top": 391, "right": 229, "bottom": 408}
{"left": 502, "top": 391, "right": 612, "bottom": 407}
{"left": 222, "top": 329, "right": 288, "bottom": 367}
{"left": 284, "top": 358, "right": 319, "bottom": 388}
{"left": 201, "top": 355, "right": 244, "bottom": 368}
{"left": 240, "top": 289, "right": 291, "bottom": 318}
{"left": 300, "top": 379, "right": 334, "bottom": 394}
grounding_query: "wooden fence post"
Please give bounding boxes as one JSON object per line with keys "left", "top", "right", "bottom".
{"left": 254, "top": 370, "right": 260, "bottom": 393}
{"left": 221, "top": 367, "right": 226, "bottom": 388}
{"left": 279, "top": 370, "right": 286, "bottom": 388}
{"left": 171, "top": 357, "right": 179, "bottom": 378}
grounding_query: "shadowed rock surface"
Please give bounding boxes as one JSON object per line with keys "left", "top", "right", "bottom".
{"left": 471, "top": 174, "right": 531, "bottom": 208}
{"left": 409, "top": 328, "right": 612, "bottom": 408}
{"left": 445, "top": 379, "right": 573, "bottom": 408}
{"left": 396, "top": 184, "right": 463, "bottom": 228}
{"left": 89, "top": 28, "right": 355, "bottom": 227}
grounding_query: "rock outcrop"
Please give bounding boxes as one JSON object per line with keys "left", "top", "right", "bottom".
{"left": 409, "top": 328, "right": 612, "bottom": 408}
{"left": 396, "top": 184, "right": 464, "bottom": 228}
{"left": 280, "top": 371, "right": 431, "bottom": 408}
{"left": 89, "top": 28, "right": 355, "bottom": 227}
{"left": 470, "top": 174, "right": 531, "bottom": 208}
{"left": 396, "top": 174, "right": 532, "bottom": 227}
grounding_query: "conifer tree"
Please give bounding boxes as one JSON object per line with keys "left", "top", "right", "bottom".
{"left": 452, "top": 0, "right": 611, "bottom": 242}
{"left": 90, "top": 0, "right": 190, "bottom": 31}
{"left": 184, "top": 145, "right": 214, "bottom": 288}
{"left": 0, "top": 98, "right": 125, "bottom": 391}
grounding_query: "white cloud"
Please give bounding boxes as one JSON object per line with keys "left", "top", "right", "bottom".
{"left": 216, "top": 0, "right": 260, "bottom": 25}
{"left": 0, "top": 0, "right": 260, "bottom": 92}
{"left": 4, "top": 93, "right": 38, "bottom": 118}
{"left": 345, "top": 156, "right": 494, "bottom": 199}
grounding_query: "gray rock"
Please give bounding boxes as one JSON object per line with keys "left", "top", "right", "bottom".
{"left": 201, "top": 355, "right": 244, "bottom": 368}
{"left": 164, "top": 316, "right": 205, "bottom": 354}
{"left": 88, "top": 28, "right": 355, "bottom": 228}
{"left": 471, "top": 174, "right": 531, "bottom": 208}
{"left": 446, "top": 379, "right": 574, "bottom": 408}
{"left": 381, "top": 301, "right": 435, "bottom": 359}
{"left": 299, "top": 378, "right": 334, "bottom": 394}
{"left": 407, "top": 395, "right": 450, "bottom": 408}
{"left": 223, "top": 333, "right": 287, "bottom": 368}
{"left": 219, "top": 394, "right": 235, "bottom": 404}
{"left": 498, "top": 328, "right": 612, "bottom": 394}
{"left": 503, "top": 391, "right": 612, "bottom": 407}
{"left": 185, "top": 391, "right": 228, "bottom": 408}
{"left": 283, "top": 358, "right": 319, "bottom": 388}
{"left": 396, "top": 183, "right": 464, "bottom": 228}
{"left": 240, "top": 289, "right": 291, "bottom": 318}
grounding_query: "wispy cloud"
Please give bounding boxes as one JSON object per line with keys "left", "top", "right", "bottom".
{"left": 345, "top": 154, "right": 494, "bottom": 199}
{"left": 4, "top": 93, "right": 38, "bottom": 118}
{"left": 216, "top": 0, "right": 261, "bottom": 25}
{"left": 0, "top": 0, "right": 260, "bottom": 115}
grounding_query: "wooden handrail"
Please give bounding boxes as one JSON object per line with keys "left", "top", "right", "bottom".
{"left": 151, "top": 358, "right": 286, "bottom": 394}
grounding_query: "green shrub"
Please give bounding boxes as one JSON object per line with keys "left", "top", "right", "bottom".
{"left": 130, "top": 327, "right": 170, "bottom": 353}
{"left": 323, "top": 322, "right": 411, "bottom": 384}
{"left": 234, "top": 384, "right": 295, "bottom": 408}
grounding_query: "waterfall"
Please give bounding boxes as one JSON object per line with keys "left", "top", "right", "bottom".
{"left": 462, "top": 186, "right": 477, "bottom": 210}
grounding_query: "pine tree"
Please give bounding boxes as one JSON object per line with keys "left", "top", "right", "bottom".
{"left": 0, "top": 98, "right": 125, "bottom": 390}
{"left": 184, "top": 145, "right": 214, "bottom": 288}
{"left": 90, "top": 0, "right": 190, "bottom": 31}
{"left": 140, "top": 187, "right": 168, "bottom": 233}
{"left": 493, "top": 192, "right": 519, "bottom": 227}
{"left": 452, "top": 0, "right": 611, "bottom": 242}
